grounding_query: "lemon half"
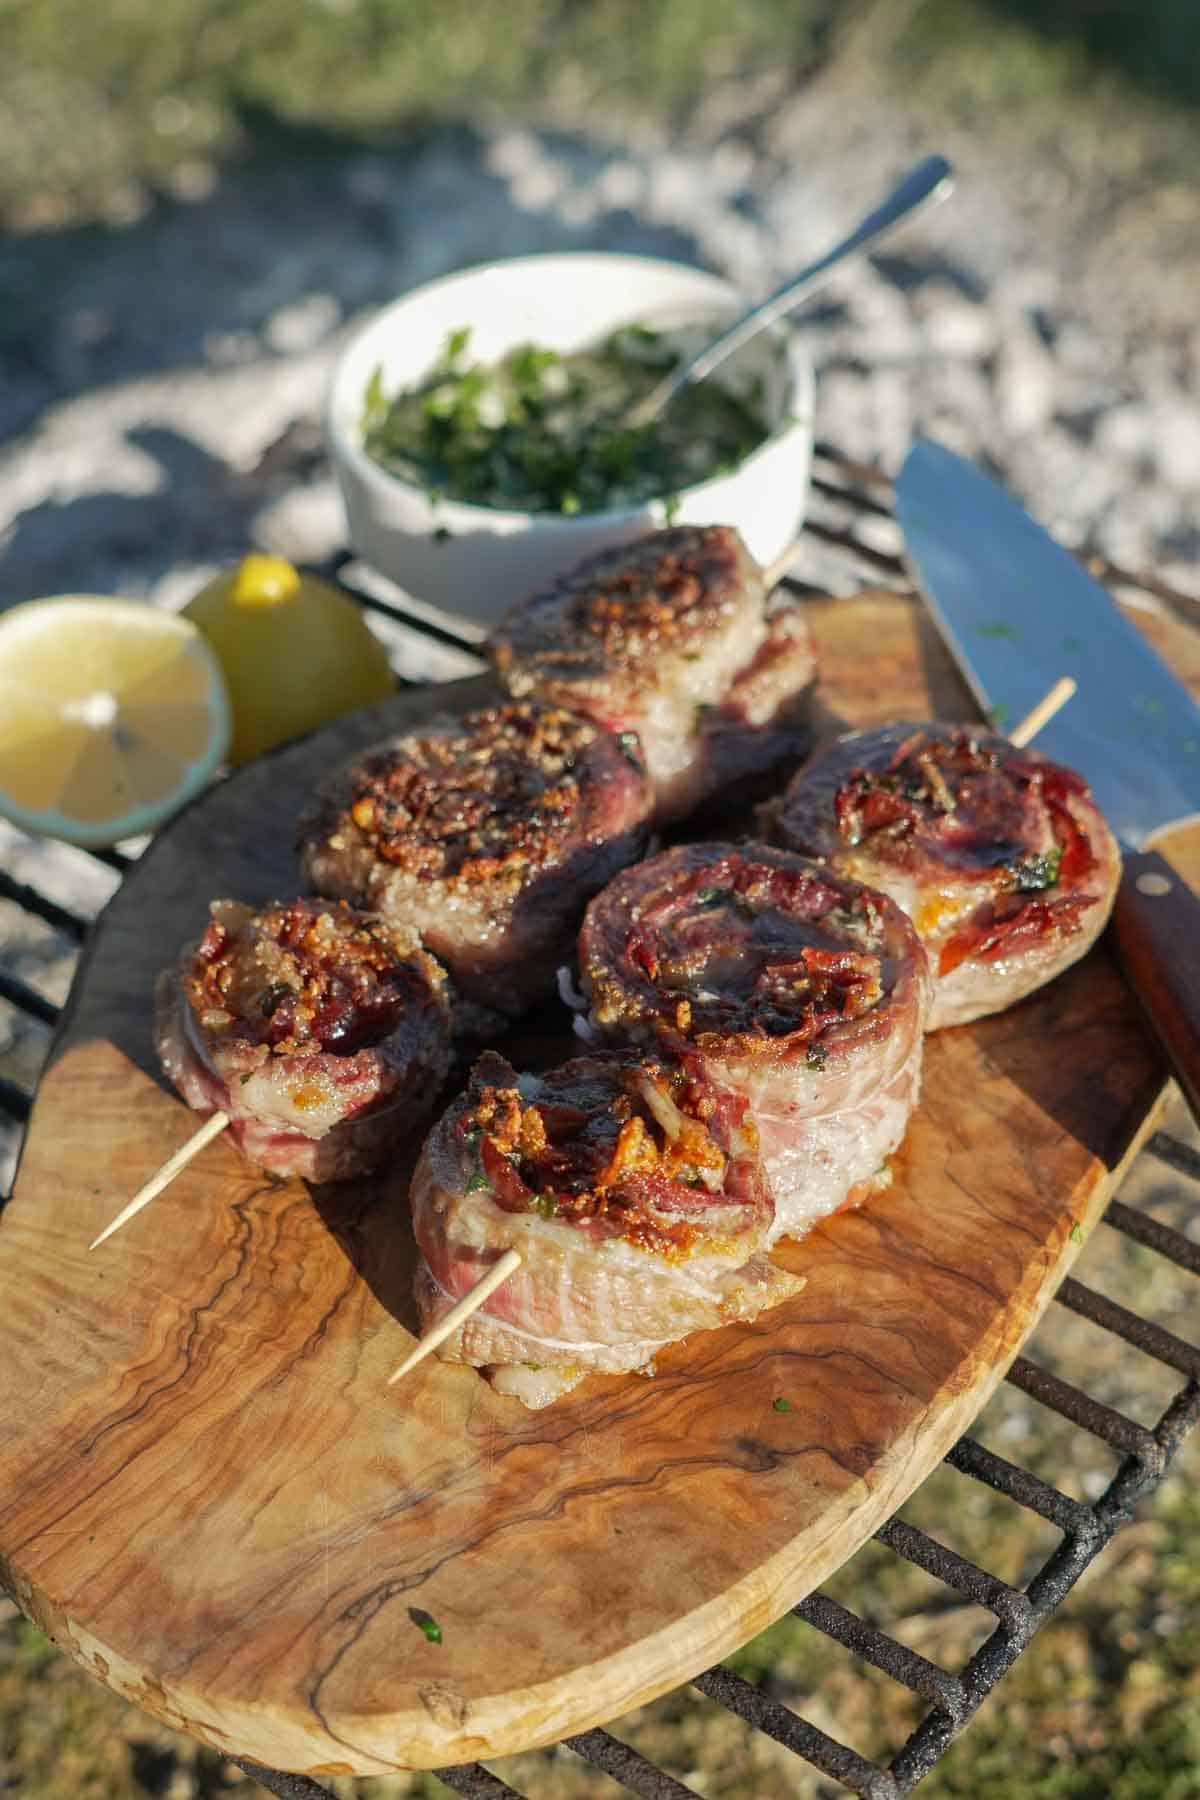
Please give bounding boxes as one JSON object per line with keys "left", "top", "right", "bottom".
{"left": 0, "top": 596, "right": 232, "bottom": 848}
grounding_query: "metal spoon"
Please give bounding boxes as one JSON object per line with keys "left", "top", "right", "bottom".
{"left": 624, "top": 153, "right": 955, "bottom": 429}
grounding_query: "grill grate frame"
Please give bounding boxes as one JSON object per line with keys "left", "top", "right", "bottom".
{"left": 1, "top": 444, "right": 1197, "bottom": 1797}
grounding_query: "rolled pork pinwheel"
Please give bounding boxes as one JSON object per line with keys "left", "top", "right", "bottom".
{"left": 761, "top": 723, "right": 1122, "bottom": 1030}
{"left": 297, "top": 701, "right": 652, "bottom": 1030}
{"left": 155, "top": 897, "right": 453, "bottom": 1182}
{"left": 577, "top": 843, "right": 931, "bottom": 1242}
{"left": 410, "top": 1049, "right": 805, "bottom": 1409}
{"left": 488, "top": 525, "right": 817, "bottom": 825}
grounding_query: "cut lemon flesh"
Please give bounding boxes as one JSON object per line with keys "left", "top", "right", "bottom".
{"left": 0, "top": 597, "right": 231, "bottom": 847}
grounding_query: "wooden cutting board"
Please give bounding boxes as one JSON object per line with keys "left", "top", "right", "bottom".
{"left": 0, "top": 589, "right": 1185, "bottom": 1778}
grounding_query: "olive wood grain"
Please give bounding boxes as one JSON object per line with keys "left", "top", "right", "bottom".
{"left": 0, "top": 589, "right": 1184, "bottom": 1777}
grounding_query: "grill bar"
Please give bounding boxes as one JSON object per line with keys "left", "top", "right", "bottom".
{"left": 692, "top": 1664, "right": 901, "bottom": 1800}
{"left": 562, "top": 1728, "right": 706, "bottom": 1799}
{"left": 89, "top": 847, "right": 134, "bottom": 874}
{"left": 888, "top": 1376, "right": 1200, "bottom": 1791}
{"left": 811, "top": 443, "right": 1200, "bottom": 614}
{"left": 792, "top": 1594, "right": 966, "bottom": 1719}
{"left": 435, "top": 1766, "right": 530, "bottom": 1799}
{"left": 0, "top": 1076, "right": 31, "bottom": 1125}
{"left": 1004, "top": 1354, "right": 1158, "bottom": 1459}
{"left": 812, "top": 442, "right": 892, "bottom": 492}
{"left": 0, "top": 871, "right": 89, "bottom": 942}
{"left": 229, "top": 1763, "right": 337, "bottom": 1800}
{"left": 1105, "top": 1198, "right": 1200, "bottom": 1276}
{"left": 801, "top": 517, "right": 909, "bottom": 584}
{"left": 1146, "top": 1130, "right": 1200, "bottom": 1186}
{"left": 324, "top": 550, "right": 487, "bottom": 654}
{"left": 809, "top": 472, "right": 896, "bottom": 522}
{"left": 872, "top": 1518, "right": 1030, "bottom": 1630}
{"left": 943, "top": 1437, "right": 1096, "bottom": 1536}
{"left": 0, "top": 971, "right": 59, "bottom": 1029}
{"left": 1055, "top": 1274, "right": 1200, "bottom": 1380}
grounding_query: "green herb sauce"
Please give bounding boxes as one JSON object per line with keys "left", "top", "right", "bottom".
{"left": 361, "top": 324, "right": 771, "bottom": 515}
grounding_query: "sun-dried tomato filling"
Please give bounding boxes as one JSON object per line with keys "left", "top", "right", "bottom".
{"left": 618, "top": 856, "right": 887, "bottom": 1045}
{"left": 189, "top": 900, "right": 433, "bottom": 1056}
{"left": 834, "top": 729, "right": 1093, "bottom": 882}
{"left": 344, "top": 705, "right": 597, "bottom": 882}
{"left": 830, "top": 730, "right": 1099, "bottom": 975}
{"left": 460, "top": 1062, "right": 752, "bottom": 1258}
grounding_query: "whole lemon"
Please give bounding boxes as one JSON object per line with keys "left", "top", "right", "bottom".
{"left": 183, "top": 555, "right": 395, "bottom": 764}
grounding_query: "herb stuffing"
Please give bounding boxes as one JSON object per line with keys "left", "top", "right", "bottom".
{"left": 361, "top": 324, "right": 770, "bottom": 515}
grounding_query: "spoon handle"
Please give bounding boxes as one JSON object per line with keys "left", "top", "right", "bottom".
{"left": 626, "top": 153, "right": 954, "bottom": 429}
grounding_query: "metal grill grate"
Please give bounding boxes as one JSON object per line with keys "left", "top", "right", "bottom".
{"left": 1, "top": 445, "right": 1197, "bottom": 1798}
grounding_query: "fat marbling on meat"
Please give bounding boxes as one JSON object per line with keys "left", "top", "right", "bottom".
{"left": 578, "top": 843, "right": 931, "bottom": 1242}
{"left": 488, "top": 525, "right": 817, "bottom": 824}
{"left": 762, "top": 722, "right": 1121, "bottom": 1030}
{"left": 410, "top": 1048, "right": 805, "bottom": 1408}
{"left": 155, "top": 897, "right": 453, "bottom": 1182}
{"left": 298, "top": 701, "right": 652, "bottom": 1030}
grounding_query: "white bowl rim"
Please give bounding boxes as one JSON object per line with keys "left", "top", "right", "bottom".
{"left": 326, "top": 249, "right": 815, "bottom": 530}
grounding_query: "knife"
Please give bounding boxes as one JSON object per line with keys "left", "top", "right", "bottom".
{"left": 895, "top": 436, "right": 1200, "bottom": 1124}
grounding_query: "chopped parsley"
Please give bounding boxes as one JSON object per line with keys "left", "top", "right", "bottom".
{"left": 772, "top": 1397, "right": 792, "bottom": 1413}
{"left": 465, "top": 1169, "right": 491, "bottom": 1194}
{"left": 1009, "top": 846, "right": 1062, "bottom": 891}
{"left": 1070, "top": 1222, "right": 1083, "bottom": 1244}
{"left": 615, "top": 730, "right": 644, "bottom": 769}
{"left": 361, "top": 323, "right": 769, "bottom": 516}
{"left": 530, "top": 1193, "right": 559, "bottom": 1220}
{"left": 409, "top": 1608, "right": 442, "bottom": 1644}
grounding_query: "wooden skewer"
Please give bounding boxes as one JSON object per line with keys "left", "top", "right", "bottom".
{"left": 1008, "top": 676, "right": 1076, "bottom": 748}
{"left": 387, "top": 1248, "right": 523, "bottom": 1386}
{"left": 88, "top": 1110, "right": 230, "bottom": 1250}
{"left": 761, "top": 537, "right": 806, "bottom": 591}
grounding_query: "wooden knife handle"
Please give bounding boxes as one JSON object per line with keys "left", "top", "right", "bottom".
{"left": 1110, "top": 822, "right": 1200, "bottom": 1126}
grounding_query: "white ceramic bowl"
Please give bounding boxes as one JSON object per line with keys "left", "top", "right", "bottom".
{"left": 326, "top": 252, "right": 815, "bottom": 626}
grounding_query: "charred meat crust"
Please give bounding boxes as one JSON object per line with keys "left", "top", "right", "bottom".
{"left": 297, "top": 702, "right": 652, "bottom": 1023}
{"left": 490, "top": 525, "right": 767, "bottom": 686}
{"left": 488, "top": 525, "right": 817, "bottom": 823}
{"left": 154, "top": 897, "right": 453, "bottom": 1181}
